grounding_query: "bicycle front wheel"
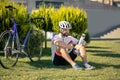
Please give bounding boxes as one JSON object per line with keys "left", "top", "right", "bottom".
{"left": 0, "top": 30, "right": 19, "bottom": 69}
{"left": 25, "top": 30, "right": 43, "bottom": 62}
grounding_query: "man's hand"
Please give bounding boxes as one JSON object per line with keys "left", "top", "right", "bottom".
{"left": 81, "top": 40, "right": 86, "bottom": 46}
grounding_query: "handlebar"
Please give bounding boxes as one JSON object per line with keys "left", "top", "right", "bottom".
{"left": 17, "top": 17, "right": 46, "bottom": 27}
{"left": 5, "top": 5, "right": 46, "bottom": 27}
{"left": 5, "top": 5, "right": 45, "bottom": 22}
{"left": 30, "top": 17, "right": 46, "bottom": 27}
{"left": 30, "top": 17, "right": 45, "bottom": 23}
{"left": 5, "top": 5, "right": 16, "bottom": 11}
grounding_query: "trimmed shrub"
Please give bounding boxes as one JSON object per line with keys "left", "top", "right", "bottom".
{"left": 31, "top": 5, "right": 90, "bottom": 43}
{"left": 0, "top": 2, "right": 28, "bottom": 40}
{"left": 0, "top": 1, "right": 90, "bottom": 43}
{"left": 0, "top": 2, "right": 45, "bottom": 43}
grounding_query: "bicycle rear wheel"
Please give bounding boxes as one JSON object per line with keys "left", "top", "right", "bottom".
{"left": 25, "top": 30, "right": 43, "bottom": 62}
{"left": 0, "top": 30, "right": 19, "bottom": 69}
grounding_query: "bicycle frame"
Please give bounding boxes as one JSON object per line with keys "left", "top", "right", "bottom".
{"left": 0, "top": 5, "right": 46, "bottom": 68}
{"left": 4, "top": 18, "right": 45, "bottom": 57}
{"left": 4, "top": 22, "right": 20, "bottom": 55}
{"left": 4, "top": 21, "right": 31, "bottom": 56}
{"left": 3, "top": 5, "right": 31, "bottom": 55}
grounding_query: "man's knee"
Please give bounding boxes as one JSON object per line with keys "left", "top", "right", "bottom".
{"left": 74, "top": 44, "right": 85, "bottom": 50}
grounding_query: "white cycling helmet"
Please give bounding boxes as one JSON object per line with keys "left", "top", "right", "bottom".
{"left": 59, "top": 21, "right": 72, "bottom": 29}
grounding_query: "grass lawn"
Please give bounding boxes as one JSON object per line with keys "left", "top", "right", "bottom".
{"left": 0, "top": 40, "right": 120, "bottom": 80}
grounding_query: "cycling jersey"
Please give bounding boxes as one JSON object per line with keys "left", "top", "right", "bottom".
{"left": 51, "top": 33, "right": 78, "bottom": 62}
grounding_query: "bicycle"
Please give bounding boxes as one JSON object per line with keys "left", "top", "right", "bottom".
{"left": 0, "top": 5, "right": 45, "bottom": 69}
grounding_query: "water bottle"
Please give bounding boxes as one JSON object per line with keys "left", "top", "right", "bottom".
{"left": 78, "top": 34, "right": 86, "bottom": 45}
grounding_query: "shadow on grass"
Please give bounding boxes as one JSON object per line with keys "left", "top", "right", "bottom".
{"left": 87, "top": 49, "right": 120, "bottom": 58}
{"left": 86, "top": 50, "right": 112, "bottom": 53}
{"left": 115, "top": 40, "right": 120, "bottom": 43}
{"left": 25, "top": 58, "right": 120, "bottom": 70}
{"left": 87, "top": 45, "right": 120, "bottom": 58}
{"left": 24, "top": 47, "right": 120, "bottom": 70}
{"left": 26, "top": 59, "right": 71, "bottom": 70}
{"left": 75, "top": 61, "right": 120, "bottom": 69}
{"left": 89, "top": 62, "right": 120, "bottom": 69}
{"left": 86, "top": 46, "right": 110, "bottom": 49}
{"left": 42, "top": 48, "right": 51, "bottom": 56}
{"left": 92, "top": 53, "right": 120, "bottom": 58}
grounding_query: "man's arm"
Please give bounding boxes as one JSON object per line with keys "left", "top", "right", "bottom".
{"left": 53, "top": 40, "right": 73, "bottom": 49}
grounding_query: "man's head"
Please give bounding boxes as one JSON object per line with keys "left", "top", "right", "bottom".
{"left": 59, "top": 21, "right": 72, "bottom": 37}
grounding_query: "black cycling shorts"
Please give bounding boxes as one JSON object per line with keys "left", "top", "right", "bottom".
{"left": 53, "top": 49, "right": 77, "bottom": 66}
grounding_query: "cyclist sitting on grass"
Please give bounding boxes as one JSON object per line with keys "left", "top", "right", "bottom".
{"left": 51, "top": 21, "right": 95, "bottom": 70}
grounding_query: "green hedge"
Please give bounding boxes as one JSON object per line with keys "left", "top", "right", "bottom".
{"left": 0, "top": 2, "right": 29, "bottom": 41}
{"left": 0, "top": 2, "right": 45, "bottom": 42}
{"left": 0, "top": 2, "right": 90, "bottom": 43}
{"left": 31, "top": 5, "right": 90, "bottom": 43}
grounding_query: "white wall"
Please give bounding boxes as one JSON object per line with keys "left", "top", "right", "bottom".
{"left": 87, "top": 9, "right": 120, "bottom": 37}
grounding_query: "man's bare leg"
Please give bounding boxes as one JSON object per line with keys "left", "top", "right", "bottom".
{"left": 75, "top": 45, "right": 87, "bottom": 64}
{"left": 60, "top": 48, "right": 82, "bottom": 70}
{"left": 60, "top": 48, "right": 76, "bottom": 66}
{"left": 75, "top": 44, "right": 95, "bottom": 70}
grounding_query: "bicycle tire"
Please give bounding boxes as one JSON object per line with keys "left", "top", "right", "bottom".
{"left": 0, "top": 30, "right": 19, "bottom": 68}
{"left": 25, "top": 29, "right": 43, "bottom": 62}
